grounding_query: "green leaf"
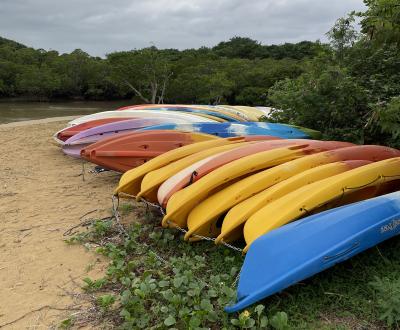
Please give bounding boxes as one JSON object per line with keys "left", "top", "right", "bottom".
{"left": 230, "top": 318, "right": 240, "bottom": 326}
{"left": 270, "top": 312, "right": 288, "bottom": 330}
{"left": 245, "top": 318, "right": 256, "bottom": 328}
{"left": 200, "top": 299, "right": 213, "bottom": 311}
{"left": 189, "top": 316, "right": 202, "bottom": 328}
{"left": 260, "top": 316, "right": 268, "bottom": 327}
{"left": 254, "top": 304, "right": 265, "bottom": 316}
{"left": 164, "top": 315, "right": 176, "bottom": 327}
{"left": 173, "top": 277, "right": 184, "bottom": 288}
{"left": 159, "top": 280, "right": 170, "bottom": 288}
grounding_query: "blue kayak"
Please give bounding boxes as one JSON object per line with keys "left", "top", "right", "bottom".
{"left": 143, "top": 107, "right": 242, "bottom": 122}
{"left": 226, "top": 191, "right": 400, "bottom": 313}
{"left": 139, "top": 122, "right": 312, "bottom": 139}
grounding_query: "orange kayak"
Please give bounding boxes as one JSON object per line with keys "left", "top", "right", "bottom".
{"left": 157, "top": 140, "right": 354, "bottom": 207}
{"left": 81, "top": 130, "right": 219, "bottom": 172}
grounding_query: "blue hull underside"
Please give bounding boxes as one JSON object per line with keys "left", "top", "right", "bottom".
{"left": 139, "top": 122, "right": 311, "bottom": 139}
{"left": 226, "top": 191, "right": 400, "bottom": 312}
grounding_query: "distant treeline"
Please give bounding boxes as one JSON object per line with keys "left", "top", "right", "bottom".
{"left": 0, "top": 36, "right": 321, "bottom": 104}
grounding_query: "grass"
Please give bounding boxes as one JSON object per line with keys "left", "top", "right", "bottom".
{"left": 64, "top": 201, "right": 400, "bottom": 329}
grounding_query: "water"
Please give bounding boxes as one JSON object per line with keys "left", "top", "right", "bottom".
{"left": 0, "top": 100, "right": 134, "bottom": 124}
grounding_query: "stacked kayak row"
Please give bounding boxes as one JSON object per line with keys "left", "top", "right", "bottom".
{"left": 54, "top": 104, "right": 400, "bottom": 313}
{"left": 113, "top": 138, "right": 400, "bottom": 311}
{"left": 54, "top": 104, "right": 320, "bottom": 172}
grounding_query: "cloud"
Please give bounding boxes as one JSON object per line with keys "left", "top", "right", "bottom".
{"left": 0, "top": 0, "right": 366, "bottom": 56}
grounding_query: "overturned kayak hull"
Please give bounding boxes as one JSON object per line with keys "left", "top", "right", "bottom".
{"left": 54, "top": 118, "right": 134, "bottom": 144}
{"left": 67, "top": 110, "right": 219, "bottom": 127}
{"left": 226, "top": 191, "right": 400, "bottom": 313}
{"left": 81, "top": 131, "right": 217, "bottom": 173}
{"left": 118, "top": 104, "right": 248, "bottom": 122}
{"left": 139, "top": 122, "right": 314, "bottom": 139}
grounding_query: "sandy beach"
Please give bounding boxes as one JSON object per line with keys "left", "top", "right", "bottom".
{"left": 0, "top": 118, "right": 120, "bottom": 328}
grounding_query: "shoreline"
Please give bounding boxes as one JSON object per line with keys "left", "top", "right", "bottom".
{"left": 0, "top": 119, "right": 119, "bottom": 327}
{"left": 0, "top": 116, "right": 81, "bottom": 128}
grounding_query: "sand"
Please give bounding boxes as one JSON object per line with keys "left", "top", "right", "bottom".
{"left": 0, "top": 117, "right": 121, "bottom": 328}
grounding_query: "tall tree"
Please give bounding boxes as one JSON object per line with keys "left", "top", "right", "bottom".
{"left": 360, "top": 0, "right": 400, "bottom": 46}
{"left": 108, "top": 47, "right": 173, "bottom": 104}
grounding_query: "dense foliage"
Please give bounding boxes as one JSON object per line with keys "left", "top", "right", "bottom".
{"left": 0, "top": 36, "right": 318, "bottom": 103}
{"left": 268, "top": 0, "right": 400, "bottom": 147}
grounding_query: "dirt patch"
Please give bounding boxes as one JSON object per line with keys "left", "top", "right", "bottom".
{"left": 0, "top": 119, "right": 120, "bottom": 328}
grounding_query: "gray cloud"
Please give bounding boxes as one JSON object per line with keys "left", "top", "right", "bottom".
{"left": 0, "top": 0, "right": 366, "bottom": 56}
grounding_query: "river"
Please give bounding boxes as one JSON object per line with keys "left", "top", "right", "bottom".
{"left": 0, "top": 100, "right": 134, "bottom": 124}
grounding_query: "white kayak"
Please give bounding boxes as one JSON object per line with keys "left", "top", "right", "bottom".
{"left": 67, "top": 110, "right": 219, "bottom": 127}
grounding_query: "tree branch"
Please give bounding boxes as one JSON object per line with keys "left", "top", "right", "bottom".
{"left": 124, "top": 80, "right": 150, "bottom": 103}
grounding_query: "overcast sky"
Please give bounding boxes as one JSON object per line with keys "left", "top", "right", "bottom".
{"left": 0, "top": 0, "right": 366, "bottom": 57}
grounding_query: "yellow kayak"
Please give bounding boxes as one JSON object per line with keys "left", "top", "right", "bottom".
{"left": 234, "top": 106, "right": 267, "bottom": 120}
{"left": 218, "top": 105, "right": 263, "bottom": 121}
{"left": 243, "top": 157, "right": 400, "bottom": 252}
{"left": 136, "top": 142, "right": 248, "bottom": 202}
{"left": 215, "top": 160, "right": 370, "bottom": 244}
{"left": 162, "top": 144, "right": 312, "bottom": 229}
{"left": 114, "top": 136, "right": 251, "bottom": 197}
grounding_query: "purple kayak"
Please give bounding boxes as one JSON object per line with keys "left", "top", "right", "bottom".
{"left": 62, "top": 118, "right": 171, "bottom": 158}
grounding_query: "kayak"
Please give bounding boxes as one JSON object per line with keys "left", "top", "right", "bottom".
{"left": 243, "top": 157, "right": 400, "bottom": 252}
{"left": 120, "top": 104, "right": 252, "bottom": 121}
{"left": 67, "top": 110, "right": 219, "bottom": 127}
{"left": 211, "top": 145, "right": 400, "bottom": 244}
{"left": 114, "top": 136, "right": 275, "bottom": 198}
{"left": 136, "top": 107, "right": 244, "bottom": 122}
{"left": 162, "top": 144, "right": 325, "bottom": 229}
{"left": 62, "top": 118, "right": 179, "bottom": 157}
{"left": 225, "top": 191, "right": 400, "bottom": 313}
{"left": 216, "top": 105, "right": 265, "bottom": 121}
{"left": 157, "top": 140, "right": 353, "bottom": 208}
{"left": 80, "top": 130, "right": 217, "bottom": 172}
{"left": 54, "top": 118, "right": 134, "bottom": 144}
{"left": 139, "top": 122, "right": 313, "bottom": 139}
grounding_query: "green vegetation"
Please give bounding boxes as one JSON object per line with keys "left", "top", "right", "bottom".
{"left": 65, "top": 210, "right": 288, "bottom": 329}
{"left": 268, "top": 0, "right": 400, "bottom": 148}
{"left": 0, "top": 36, "right": 317, "bottom": 103}
{"left": 65, "top": 200, "right": 400, "bottom": 329}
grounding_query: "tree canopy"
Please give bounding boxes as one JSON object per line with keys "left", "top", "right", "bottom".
{"left": 0, "top": 36, "right": 319, "bottom": 102}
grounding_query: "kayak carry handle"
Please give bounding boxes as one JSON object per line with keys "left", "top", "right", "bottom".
{"left": 323, "top": 242, "right": 360, "bottom": 262}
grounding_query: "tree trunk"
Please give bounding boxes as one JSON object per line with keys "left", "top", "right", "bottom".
{"left": 124, "top": 80, "right": 150, "bottom": 103}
